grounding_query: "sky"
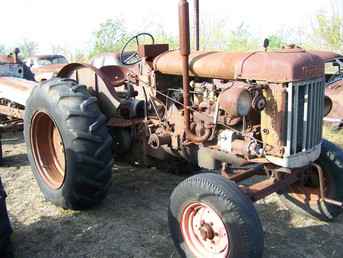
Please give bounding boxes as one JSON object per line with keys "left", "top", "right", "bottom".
{"left": 0, "top": 0, "right": 335, "bottom": 54}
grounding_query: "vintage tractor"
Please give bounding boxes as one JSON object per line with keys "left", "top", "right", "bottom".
{"left": 1, "top": 1, "right": 343, "bottom": 257}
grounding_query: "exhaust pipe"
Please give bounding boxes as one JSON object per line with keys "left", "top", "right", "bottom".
{"left": 194, "top": 0, "right": 200, "bottom": 51}
{"left": 178, "top": 0, "right": 210, "bottom": 143}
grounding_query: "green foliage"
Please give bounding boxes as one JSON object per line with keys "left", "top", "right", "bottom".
{"left": 267, "top": 35, "right": 285, "bottom": 49}
{"left": 153, "top": 25, "right": 178, "bottom": 50}
{"left": 314, "top": 11, "right": 343, "bottom": 51}
{"left": 227, "top": 23, "right": 259, "bottom": 52}
{"left": 71, "top": 49, "right": 88, "bottom": 63}
{"left": 17, "top": 39, "right": 39, "bottom": 58}
{"left": 199, "top": 18, "right": 229, "bottom": 50}
{"left": 90, "top": 18, "right": 129, "bottom": 58}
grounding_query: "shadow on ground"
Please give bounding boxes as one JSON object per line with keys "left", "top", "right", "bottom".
{"left": 7, "top": 164, "right": 343, "bottom": 258}
{"left": 1, "top": 131, "right": 343, "bottom": 258}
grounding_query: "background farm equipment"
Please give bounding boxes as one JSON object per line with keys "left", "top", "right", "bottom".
{"left": 25, "top": 54, "right": 68, "bottom": 81}
{"left": 0, "top": 0, "right": 343, "bottom": 257}
{"left": 318, "top": 51, "right": 343, "bottom": 129}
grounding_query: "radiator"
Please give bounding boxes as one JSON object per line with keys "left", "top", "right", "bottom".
{"left": 267, "top": 78, "right": 325, "bottom": 168}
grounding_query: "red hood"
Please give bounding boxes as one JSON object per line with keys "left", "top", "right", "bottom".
{"left": 310, "top": 50, "right": 342, "bottom": 62}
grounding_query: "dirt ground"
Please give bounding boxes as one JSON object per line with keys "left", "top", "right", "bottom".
{"left": 1, "top": 131, "right": 343, "bottom": 258}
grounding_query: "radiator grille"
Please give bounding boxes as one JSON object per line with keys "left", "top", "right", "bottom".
{"left": 285, "top": 78, "right": 325, "bottom": 156}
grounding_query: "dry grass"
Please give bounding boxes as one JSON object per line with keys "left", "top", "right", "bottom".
{"left": 1, "top": 130, "right": 343, "bottom": 258}
{"left": 323, "top": 126, "right": 343, "bottom": 148}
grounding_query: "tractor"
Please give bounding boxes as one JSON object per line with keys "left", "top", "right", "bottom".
{"left": 1, "top": 1, "right": 343, "bottom": 257}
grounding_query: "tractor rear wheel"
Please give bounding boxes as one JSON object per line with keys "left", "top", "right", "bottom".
{"left": 168, "top": 173, "right": 264, "bottom": 258}
{"left": 280, "top": 140, "right": 343, "bottom": 221}
{"left": 24, "top": 78, "right": 113, "bottom": 210}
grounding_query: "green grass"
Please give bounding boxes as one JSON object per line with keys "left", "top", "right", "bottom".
{"left": 323, "top": 125, "right": 343, "bottom": 148}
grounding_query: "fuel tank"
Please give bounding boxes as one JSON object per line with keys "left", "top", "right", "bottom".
{"left": 153, "top": 48, "right": 324, "bottom": 83}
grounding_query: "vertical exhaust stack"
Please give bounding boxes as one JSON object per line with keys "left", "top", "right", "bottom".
{"left": 179, "top": 0, "right": 210, "bottom": 143}
{"left": 194, "top": 0, "right": 200, "bottom": 51}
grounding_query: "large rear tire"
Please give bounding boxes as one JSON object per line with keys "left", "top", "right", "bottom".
{"left": 168, "top": 173, "right": 264, "bottom": 258}
{"left": 280, "top": 140, "right": 343, "bottom": 221}
{"left": 24, "top": 78, "right": 113, "bottom": 210}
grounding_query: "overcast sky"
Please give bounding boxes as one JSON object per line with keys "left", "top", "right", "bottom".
{"left": 0, "top": 0, "right": 335, "bottom": 53}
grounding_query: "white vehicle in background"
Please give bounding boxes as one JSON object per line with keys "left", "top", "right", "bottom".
{"left": 25, "top": 55, "right": 68, "bottom": 81}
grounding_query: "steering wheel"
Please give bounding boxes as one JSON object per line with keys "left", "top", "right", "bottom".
{"left": 120, "top": 33, "right": 155, "bottom": 65}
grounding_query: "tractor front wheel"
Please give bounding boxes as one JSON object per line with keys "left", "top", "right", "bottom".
{"left": 25, "top": 78, "right": 113, "bottom": 210}
{"left": 168, "top": 173, "right": 264, "bottom": 258}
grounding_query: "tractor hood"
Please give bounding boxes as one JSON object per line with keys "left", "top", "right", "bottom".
{"left": 153, "top": 48, "right": 324, "bottom": 83}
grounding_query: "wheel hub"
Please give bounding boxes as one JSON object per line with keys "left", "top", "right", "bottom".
{"left": 181, "top": 202, "right": 229, "bottom": 257}
{"left": 200, "top": 222, "right": 215, "bottom": 240}
{"left": 31, "top": 111, "right": 66, "bottom": 189}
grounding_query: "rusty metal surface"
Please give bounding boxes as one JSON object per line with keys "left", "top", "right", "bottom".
{"left": 32, "top": 63, "right": 67, "bottom": 81}
{"left": 218, "top": 81, "right": 251, "bottom": 118}
{"left": 58, "top": 63, "right": 131, "bottom": 116}
{"left": 193, "top": 0, "right": 200, "bottom": 51}
{"left": 224, "top": 166, "right": 264, "bottom": 182}
{"left": 178, "top": 0, "right": 211, "bottom": 143}
{"left": 138, "top": 44, "right": 169, "bottom": 59}
{"left": 0, "top": 105, "right": 24, "bottom": 119}
{"left": 326, "top": 79, "right": 343, "bottom": 121}
{"left": 261, "top": 83, "right": 287, "bottom": 156}
{"left": 0, "top": 55, "right": 15, "bottom": 64}
{"left": 30, "top": 111, "right": 66, "bottom": 189}
{"left": 245, "top": 171, "right": 300, "bottom": 202}
{"left": 0, "top": 77, "right": 37, "bottom": 106}
{"left": 310, "top": 50, "right": 342, "bottom": 62}
{"left": 153, "top": 49, "right": 324, "bottom": 83}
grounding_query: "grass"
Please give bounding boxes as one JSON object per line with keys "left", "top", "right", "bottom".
{"left": 323, "top": 125, "right": 343, "bottom": 148}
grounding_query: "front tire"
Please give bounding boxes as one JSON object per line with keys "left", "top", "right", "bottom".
{"left": 168, "top": 173, "right": 264, "bottom": 258}
{"left": 25, "top": 78, "right": 113, "bottom": 209}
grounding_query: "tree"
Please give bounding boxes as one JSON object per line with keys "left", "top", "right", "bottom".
{"left": 90, "top": 18, "right": 129, "bottom": 58}
{"left": 267, "top": 35, "right": 285, "bottom": 49}
{"left": 17, "top": 39, "right": 39, "bottom": 58}
{"left": 199, "top": 17, "right": 229, "bottom": 50}
{"left": 227, "top": 23, "right": 259, "bottom": 52}
{"left": 315, "top": 12, "right": 342, "bottom": 51}
{"left": 70, "top": 49, "right": 88, "bottom": 63}
{"left": 312, "top": 0, "right": 343, "bottom": 52}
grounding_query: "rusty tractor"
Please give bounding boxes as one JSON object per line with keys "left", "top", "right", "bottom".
{"left": 1, "top": 1, "right": 343, "bottom": 257}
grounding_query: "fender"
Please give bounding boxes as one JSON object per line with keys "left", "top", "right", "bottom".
{"left": 58, "top": 63, "right": 131, "bottom": 116}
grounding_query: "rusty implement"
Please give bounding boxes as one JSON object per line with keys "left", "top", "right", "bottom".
{"left": 0, "top": 77, "right": 37, "bottom": 106}
{"left": 325, "top": 80, "right": 343, "bottom": 127}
